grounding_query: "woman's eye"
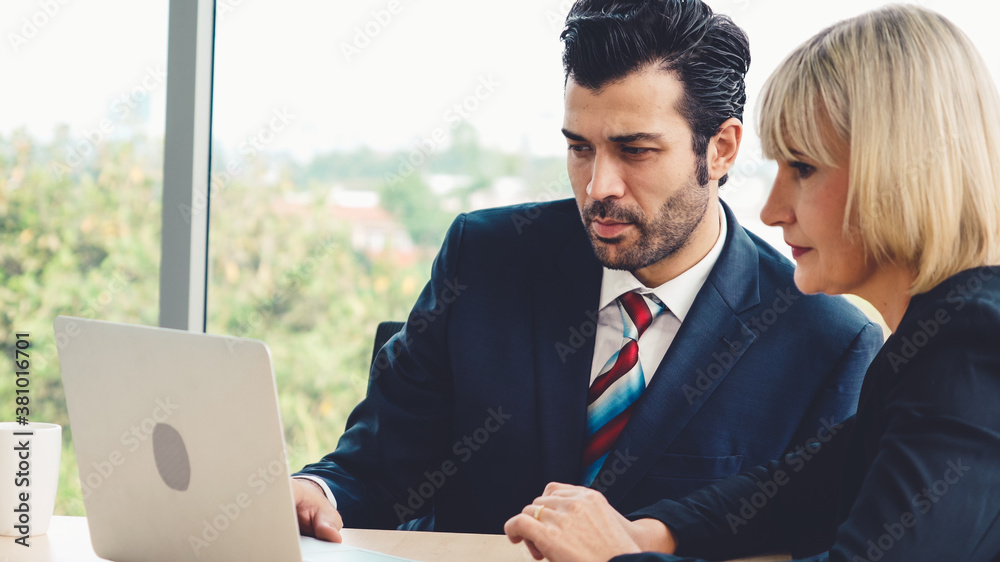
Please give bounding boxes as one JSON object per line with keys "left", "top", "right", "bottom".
{"left": 789, "top": 161, "right": 816, "bottom": 179}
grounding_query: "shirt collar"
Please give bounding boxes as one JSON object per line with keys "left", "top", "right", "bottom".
{"left": 597, "top": 202, "right": 728, "bottom": 322}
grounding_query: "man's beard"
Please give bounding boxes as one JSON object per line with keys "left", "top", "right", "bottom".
{"left": 581, "top": 172, "right": 710, "bottom": 272}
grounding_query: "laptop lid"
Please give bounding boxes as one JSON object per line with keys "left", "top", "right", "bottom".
{"left": 55, "top": 315, "right": 303, "bottom": 562}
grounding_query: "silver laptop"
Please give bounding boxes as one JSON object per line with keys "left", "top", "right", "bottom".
{"left": 55, "top": 315, "right": 411, "bottom": 562}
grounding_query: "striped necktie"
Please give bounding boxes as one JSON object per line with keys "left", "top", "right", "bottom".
{"left": 582, "top": 290, "right": 666, "bottom": 486}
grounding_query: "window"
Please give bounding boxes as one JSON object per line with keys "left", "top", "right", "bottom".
{"left": 1, "top": 0, "right": 169, "bottom": 515}
{"left": 206, "top": 0, "right": 576, "bottom": 473}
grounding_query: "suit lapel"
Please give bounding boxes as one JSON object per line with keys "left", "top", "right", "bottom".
{"left": 532, "top": 214, "right": 603, "bottom": 486}
{"left": 597, "top": 203, "right": 763, "bottom": 504}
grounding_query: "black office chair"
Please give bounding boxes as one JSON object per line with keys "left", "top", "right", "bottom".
{"left": 370, "top": 321, "right": 405, "bottom": 367}
{"left": 367, "top": 319, "right": 436, "bottom": 531}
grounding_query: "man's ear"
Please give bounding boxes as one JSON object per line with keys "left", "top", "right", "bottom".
{"left": 706, "top": 117, "right": 743, "bottom": 181}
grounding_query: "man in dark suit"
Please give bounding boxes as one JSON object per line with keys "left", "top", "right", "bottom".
{"left": 290, "top": 0, "right": 883, "bottom": 541}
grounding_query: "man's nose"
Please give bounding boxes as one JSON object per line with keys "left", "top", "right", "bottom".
{"left": 587, "top": 153, "right": 627, "bottom": 201}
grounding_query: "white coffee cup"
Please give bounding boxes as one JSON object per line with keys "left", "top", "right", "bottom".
{"left": 0, "top": 422, "right": 61, "bottom": 537}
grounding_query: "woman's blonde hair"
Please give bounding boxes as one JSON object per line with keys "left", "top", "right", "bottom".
{"left": 758, "top": 4, "right": 1000, "bottom": 294}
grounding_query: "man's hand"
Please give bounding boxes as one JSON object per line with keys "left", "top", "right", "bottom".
{"left": 292, "top": 478, "right": 344, "bottom": 543}
{"left": 504, "top": 482, "right": 664, "bottom": 562}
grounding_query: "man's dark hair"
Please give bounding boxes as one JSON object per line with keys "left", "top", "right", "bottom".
{"left": 561, "top": 0, "right": 750, "bottom": 185}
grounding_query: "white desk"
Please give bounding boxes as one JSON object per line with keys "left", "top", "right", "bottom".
{"left": 0, "top": 516, "right": 790, "bottom": 561}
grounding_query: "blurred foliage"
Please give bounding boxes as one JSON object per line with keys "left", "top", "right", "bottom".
{"left": 1, "top": 125, "right": 569, "bottom": 517}
{"left": 379, "top": 172, "right": 458, "bottom": 248}
{"left": 1, "top": 127, "right": 162, "bottom": 515}
{"left": 206, "top": 163, "right": 431, "bottom": 484}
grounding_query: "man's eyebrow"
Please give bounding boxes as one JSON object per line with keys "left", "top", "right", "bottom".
{"left": 561, "top": 128, "right": 587, "bottom": 142}
{"left": 609, "top": 132, "right": 663, "bottom": 143}
{"left": 561, "top": 129, "right": 665, "bottom": 144}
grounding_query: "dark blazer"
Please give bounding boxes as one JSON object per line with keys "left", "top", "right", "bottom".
{"left": 617, "top": 266, "right": 1000, "bottom": 561}
{"left": 295, "top": 198, "right": 882, "bottom": 534}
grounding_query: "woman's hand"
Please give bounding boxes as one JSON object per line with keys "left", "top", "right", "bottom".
{"left": 503, "top": 482, "right": 676, "bottom": 561}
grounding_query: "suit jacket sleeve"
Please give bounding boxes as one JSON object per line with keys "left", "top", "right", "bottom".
{"left": 293, "top": 213, "right": 469, "bottom": 529}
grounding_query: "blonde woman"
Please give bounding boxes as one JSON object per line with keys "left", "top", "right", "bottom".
{"left": 504, "top": 5, "right": 1000, "bottom": 561}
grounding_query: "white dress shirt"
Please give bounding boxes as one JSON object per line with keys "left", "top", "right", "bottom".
{"left": 297, "top": 204, "right": 729, "bottom": 509}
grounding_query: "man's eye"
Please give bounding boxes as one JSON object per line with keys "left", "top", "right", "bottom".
{"left": 622, "top": 146, "right": 653, "bottom": 155}
{"left": 568, "top": 144, "right": 591, "bottom": 153}
{"left": 789, "top": 161, "right": 816, "bottom": 179}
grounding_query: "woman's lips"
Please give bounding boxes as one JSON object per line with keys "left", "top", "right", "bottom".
{"left": 593, "top": 220, "right": 632, "bottom": 238}
{"left": 789, "top": 245, "right": 813, "bottom": 259}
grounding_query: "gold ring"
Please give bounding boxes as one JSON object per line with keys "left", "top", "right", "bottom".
{"left": 533, "top": 505, "right": 546, "bottom": 520}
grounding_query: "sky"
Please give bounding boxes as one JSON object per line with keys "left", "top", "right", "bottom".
{"left": 4, "top": 0, "right": 1000, "bottom": 160}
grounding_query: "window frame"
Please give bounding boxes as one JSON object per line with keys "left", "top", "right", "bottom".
{"left": 158, "top": 0, "right": 216, "bottom": 332}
